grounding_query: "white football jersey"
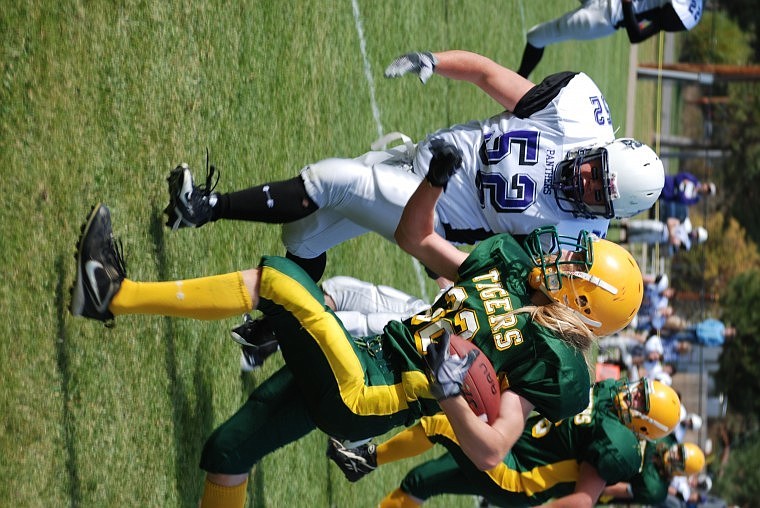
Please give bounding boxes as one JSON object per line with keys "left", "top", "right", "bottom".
{"left": 414, "top": 72, "right": 614, "bottom": 241}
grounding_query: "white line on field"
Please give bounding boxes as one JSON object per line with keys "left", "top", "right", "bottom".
{"left": 351, "top": 0, "right": 430, "bottom": 301}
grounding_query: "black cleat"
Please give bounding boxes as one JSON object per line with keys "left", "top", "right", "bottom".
{"left": 232, "top": 314, "right": 280, "bottom": 371}
{"left": 326, "top": 437, "right": 377, "bottom": 482}
{"left": 70, "top": 204, "right": 127, "bottom": 324}
{"left": 164, "top": 159, "right": 218, "bottom": 230}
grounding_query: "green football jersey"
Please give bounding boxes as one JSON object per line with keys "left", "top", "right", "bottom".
{"left": 625, "top": 434, "right": 676, "bottom": 505}
{"left": 384, "top": 232, "right": 591, "bottom": 422}
{"left": 416, "top": 379, "right": 643, "bottom": 506}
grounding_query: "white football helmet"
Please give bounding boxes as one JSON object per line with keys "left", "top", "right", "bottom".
{"left": 553, "top": 138, "right": 665, "bottom": 219}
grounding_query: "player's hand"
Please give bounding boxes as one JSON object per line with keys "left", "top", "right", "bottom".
{"left": 425, "top": 138, "right": 463, "bottom": 191}
{"left": 425, "top": 331, "right": 479, "bottom": 401}
{"left": 384, "top": 52, "right": 438, "bottom": 84}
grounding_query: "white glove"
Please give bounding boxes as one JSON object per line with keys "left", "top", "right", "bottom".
{"left": 384, "top": 52, "right": 438, "bottom": 84}
{"left": 426, "top": 332, "right": 478, "bottom": 400}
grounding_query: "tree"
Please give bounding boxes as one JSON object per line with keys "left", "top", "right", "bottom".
{"left": 715, "top": 270, "right": 760, "bottom": 416}
{"left": 716, "top": 0, "right": 760, "bottom": 61}
{"left": 680, "top": 11, "right": 754, "bottom": 64}
{"left": 716, "top": 82, "right": 760, "bottom": 242}
{"left": 714, "top": 430, "right": 760, "bottom": 507}
{"left": 670, "top": 212, "right": 760, "bottom": 297}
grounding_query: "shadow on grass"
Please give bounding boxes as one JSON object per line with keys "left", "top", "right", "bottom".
{"left": 149, "top": 209, "right": 214, "bottom": 506}
{"left": 239, "top": 373, "right": 266, "bottom": 508}
{"left": 55, "top": 255, "right": 81, "bottom": 506}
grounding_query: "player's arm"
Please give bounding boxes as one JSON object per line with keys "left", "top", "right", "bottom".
{"left": 385, "top": 50, "right": 535, "bottom": 111}
{"left": 395, "top": 142, "right": 468, "bottom": 281}
{"left": 621, "top": 0, "right": 663, "bottom": 42}
{"left": 537, "top": 461, "right": 607, "bottom": 508}
{"left": 395, "top": 181, "right": 467, "bottom": 281}
{"left": 666, "top": 217, "right": 682, "bottom": 246}
{"left": 438, "top": 388, "right": 533, "bottom": 470}
{"left": 602, "top": 481, "right": 635, "bottom": 500}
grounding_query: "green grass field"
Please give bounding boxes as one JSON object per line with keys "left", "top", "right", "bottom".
{"left": 1, "top": 1, "right": 638, "bottom": 506}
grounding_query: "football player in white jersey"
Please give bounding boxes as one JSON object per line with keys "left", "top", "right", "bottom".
{"left": 165, "top": 49, "right": 664, "bottom": 281}
{"left": 518, "top": 0, "right": 704, "bottom": 78}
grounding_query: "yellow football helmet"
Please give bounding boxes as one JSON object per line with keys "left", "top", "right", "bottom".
{"left": 664, "top": 442, "right": 706, "bottom": 476}
{"left": 524, "top": 227, "right": 644, "bottom": 336}
{"left": 614, "top": 378, "right": 681, "bottom": 440}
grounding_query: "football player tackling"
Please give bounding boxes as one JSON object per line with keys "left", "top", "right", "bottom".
{"left": 164, "top": 49, "right": 664, "bottom": 282}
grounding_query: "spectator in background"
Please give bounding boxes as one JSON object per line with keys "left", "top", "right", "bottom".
{"left": 634, "top": 274, "right": 675, "bottom": 333}
{"left": 660, "top": 172, "right": 716, "bottom": 206}
{"left": 673, "top": 318, "right": 736, "bottom": 347}
{"left": 640, "top": 336, "right": 678, "bottom": 385}
{"left": 619, "top": 217, "right": 708, "bottom": 256}
{"left": 661, "top": 336, "right": 693, "bottom": 364}
{"left": 658, "top": 172, "right": 716, "bottom": 225}
{"left": 674, "top": 409, "right": 703, "bottom": 443}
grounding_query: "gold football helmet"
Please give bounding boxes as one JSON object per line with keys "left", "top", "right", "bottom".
{"left": 614, "top": 378, "right": 681, "bottom": 440}
{"left": 524, "top": 227, "right": 644, "bottom": 336}
{"left": 664, "top": 442, "right": 706, "bottom": 476}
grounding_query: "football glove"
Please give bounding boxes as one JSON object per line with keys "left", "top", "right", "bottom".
{"left": 425, "top": 331, "right": 479, "bottom": 401}
{"left": 425, "top": 138, "right": 463, "bottom": 191}
{"left": 384, "top": 51, "right": 438, "bottom": 84}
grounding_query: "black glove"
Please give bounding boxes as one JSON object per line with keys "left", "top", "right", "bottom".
{"left": 425, "top": 139, "right": 463, "bottom": 191}
{"left": 384, "top": 51, "right": 438, "bottom": 84}
{"left": 425, "top": 332, "right": 479, "bottom": 401}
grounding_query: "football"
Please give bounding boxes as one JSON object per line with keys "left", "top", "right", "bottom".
{"left": 449, "top": 335, "right": 501, "bottom": 424}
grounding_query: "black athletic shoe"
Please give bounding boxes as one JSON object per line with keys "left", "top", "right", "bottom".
{"left": 70, "top": 204, "right": 127, "bottom": 324}
{"left": 232, "top": 314, "right": 279, "bottom": 371}
{"left": 326, "top": 437, "right": 377, "bottom": 482}
{"left": 164, "top": 160, "right": 218, "bottom": 230}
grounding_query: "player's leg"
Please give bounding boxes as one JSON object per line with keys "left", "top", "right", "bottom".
{"left": 380, "top": 453, "right": 474, "bottom": 507}
{"left": 281, "top": 157, "right": 419, "bottom": 257}
{"left": 321, "top": 275, "right": 430, "bottom": 336}
{"left": 327, "top": 420, "right": 434, "bottom": 482}
{"left": 235, "top": 273, "right": 431, "bottom": 368}
{"left": 622, "top": 219, "right": 665, "bottom": 244}
{"left": 164, "top": 161, "right": 318, "bottom": 230}
{"left": 322, "top": 276, "right": 429, "bottom": 316}
{"left": 70, "top": 203, "right": 257, "bottom": 324}
{"left": 199, "top": 367, "right": 316, "bottom": 507}
{"left": 255, "top": 256, "right": 424, "bottom": 441}
{"left": 518, "top": 1, "right": 614, "bottom": 77}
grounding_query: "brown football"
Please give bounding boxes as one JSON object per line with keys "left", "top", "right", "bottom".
{"left": 449, "top": 335, "right": 501, "bottom": 424}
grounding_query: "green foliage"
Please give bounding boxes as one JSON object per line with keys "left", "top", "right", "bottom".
{"left": 716, "top": 83, "right": 760, "bottom": 242}
{"left": 718, "top": 0, "right": 760, "bottom": 60}
{"left": 671, "top": 212, "right": 760, "bottom": 297}
{"left": 680, "top": 11, "right": 754, "bottom": 64}
{"left": 714, "top": 431, "right": 760, "bottom": 506}
{"left": 716, "top": 270, "right": 760, "bottom": 416}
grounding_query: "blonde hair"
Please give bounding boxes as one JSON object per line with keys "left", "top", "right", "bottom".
{"left": 511, "top": 302, "right": 597, "bottom": 371}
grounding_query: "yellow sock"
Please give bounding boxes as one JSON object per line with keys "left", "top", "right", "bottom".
{"left": 378, "top": 488, "right": 423, "bottom": 508}
{"left": 200, "top": 477, "right": 248, "bottom": 508}
{"left": 376, "top": 423, "right": 433, "bottom": 466}
{"left": 110, "top": 272, "right": 252, "bottom": 320}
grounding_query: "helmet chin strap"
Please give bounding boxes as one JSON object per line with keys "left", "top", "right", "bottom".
{"left": 531, "top": 270, "right": 605, "bottom": 330}
{"left": 630, "top": 408, "right": 671, "bottom": 441}
{"left": 574, "top": 310, "right": 602, "bottom": 330}
{"left": 565, "top": 271, "right": 618, "bottom": 295}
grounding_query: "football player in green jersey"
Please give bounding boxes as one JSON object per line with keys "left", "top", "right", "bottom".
{"left": 328, "top": 378, "right": 681, "bottom": 508}
{"left": 600, "top": 435, "right": 705, "bottom": 505}
{"left": 69, "top": 143, "right": 645, "bottom": 508}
